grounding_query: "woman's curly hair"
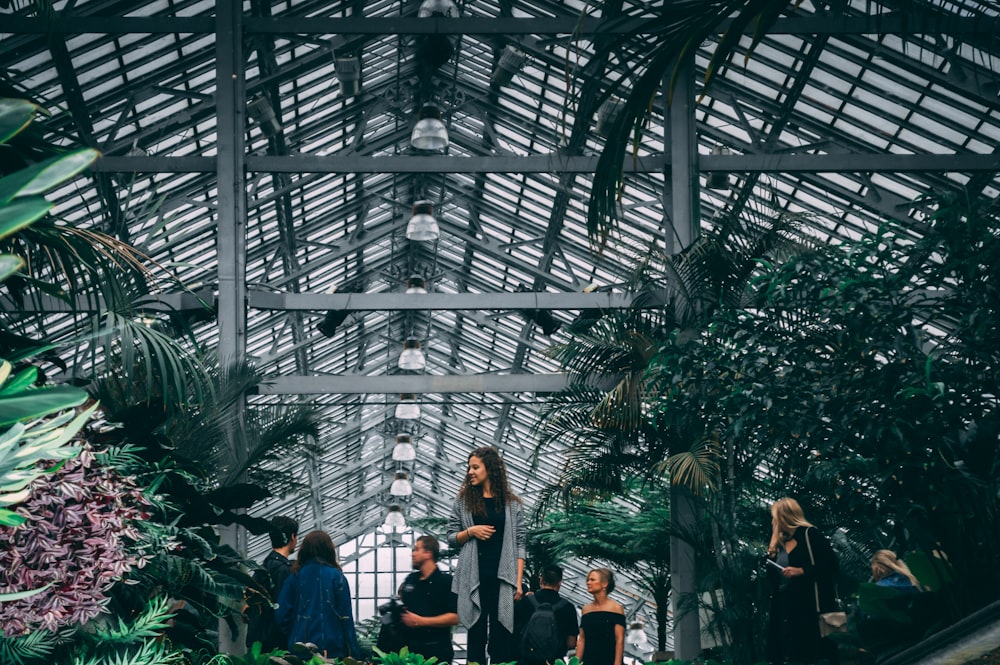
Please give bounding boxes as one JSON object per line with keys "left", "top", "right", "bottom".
{"left": 458, "top": 445, "right": 521, "bottom": 517}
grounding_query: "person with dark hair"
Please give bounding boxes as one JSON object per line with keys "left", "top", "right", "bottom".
{"left": 447, "top": 445, "right": 525, "bottom": 665}
{"left": 765, "top": 497, "right": 840, "bottom": 665}
{"left": 245, "top": 515, "right": 298, "bottom": 651}
{"left": 275, "top": 530, "right": 360, "bottom": 659}
{"left": 578, "top": 568, "right": 625, "bottom": 665}
{"left": 396, "top": 535, "right": 459, "bottom": 663}
{"left": 514, "top": 564, "right": 578, "bottom": 665}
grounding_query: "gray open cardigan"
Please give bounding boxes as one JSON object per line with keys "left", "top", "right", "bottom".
{"left": 446, "top": 498, "right": 526, "bottom": 632}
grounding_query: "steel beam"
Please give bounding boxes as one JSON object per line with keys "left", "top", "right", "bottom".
{"left": 90, "top": 151, "right": 1000, "bottom": 174}
{"left": 3, "top": 15, "right": 989, "bottom": 36}
{"left": 257, "top": 374, "right": 570, "bottom": 394}
{"left": 249, "top": 290, "right": 630, "bottom": 311}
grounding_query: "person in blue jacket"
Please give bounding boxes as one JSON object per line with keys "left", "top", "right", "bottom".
{"left": 276, "top": 530, "right": 360, "bottom": 658}
{"left": 871, "top": 550, "right": 922, "bottom": 592}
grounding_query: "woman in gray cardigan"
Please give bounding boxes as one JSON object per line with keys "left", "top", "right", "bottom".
{"left": 447, "top": 446, "right": 525, "bottom": 665}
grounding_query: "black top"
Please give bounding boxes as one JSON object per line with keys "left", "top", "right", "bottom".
{"left": 766, "top": 526, "right": 839, "bottom": 664}
{"left": 245, "top": 550, "right": 293, "bottom": 650}
{"left": 580, "top": 611, "right": 625, "bottom": 665}
{"left": 514, "top": 588, "right": 580, "bottom": 658}
{"left": 400, "top": 567, "right": 458, "bottom": 650}
{"left": 474, "top": 500, "right": 505, "bottom": 578}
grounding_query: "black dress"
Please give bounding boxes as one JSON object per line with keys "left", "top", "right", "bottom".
{"left": 580, "top": 611, "right": 625, "bottom": 665}
{"left": 766, "top": 526, "right": 839, "bottom": 664}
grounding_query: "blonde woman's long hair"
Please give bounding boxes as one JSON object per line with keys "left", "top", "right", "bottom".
{"left": 871, "top": 550, "right": 922, "bottom": 589}
{"left": 771, "top": 497, "right": 813, "bottom": 544}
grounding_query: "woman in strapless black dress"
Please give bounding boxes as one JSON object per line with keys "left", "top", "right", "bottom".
{"left": 577, "top": 568, "right": 625, "bottom": 665}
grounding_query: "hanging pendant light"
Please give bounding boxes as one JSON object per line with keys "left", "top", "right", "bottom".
{"left": 390, "top": 471, "right": 413, "bottom": 497}
{"left": 706, "top": 145, "right": 732, "bottom": 190}
{"left": 398, "top": 339, "right": 426, "bottom": 371}
{"left": 410, "top": 105, "right": 449, "bottom": 151}
{"left": 627, "top": 621, "right": 648, "bottom": 648}
{"left": 405, "top": 200, "right": 440, "bottom": 241}
{"left": 392, "top": 434, "right": 417, "bottom": 461}
{"left": 395, "top": 393, "right": 420, "bottom": 420}
{"left": 406, "top": 275, "right": 428, "bottom": 294}
{"left": 383, "top": 504, "right": 407, "bottom": 530}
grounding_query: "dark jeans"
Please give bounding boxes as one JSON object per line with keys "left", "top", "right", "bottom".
{"left": 467, "top": 577, "right": 513, "bottom": 665}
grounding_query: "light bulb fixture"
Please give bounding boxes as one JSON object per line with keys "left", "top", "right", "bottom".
{"left": 627, "top": 621, "right": 648, "bottom": 647}
{"left": 410, "top": 105, "right": 449, "bottom": 151}
{"left": 390, "top": 471, "right": 413, "bottom": 497}
{"left": 247, "top": 95, "right": 282, "bottom": 137}
{"left": 395, "top": 393, "right": 420, "bottom": 420}
{"left": 383, "top": 504, "right": 407, "bottom": 530}
{"left": 706, "top": 145, "right": 731, "bottom": 190}
{"left": 405, "top": 200, "right": 441, "bottom": 241}
{"left": 595, "top": 98, "right": 624, "bottom": 138}
{"left": 398, "top": 338, "right": 426, "bottom": 371}
{"left": 418, "top": 0, "right": 458, "bottom": 17}
{"left": 335, "top": 56, "right": 361, "bottom": 97}
{"left": 492, "top": 45, "right": 527, "bottom": 88}
{"left": 392, "top": 434, "right": 417, "bottom": 462}
{"left": 405, "top": 275, "right": 428, "bottom": 294}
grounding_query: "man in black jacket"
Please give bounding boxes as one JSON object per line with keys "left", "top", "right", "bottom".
{"left": 399, "top": 535, "right": 459, "bottom": 663}
{"left": 245, "top": 516, "right": 298, "bottom": 651}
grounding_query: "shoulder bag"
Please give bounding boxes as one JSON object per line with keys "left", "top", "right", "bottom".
{"left": 804, "top": 527, "right": 848, "bottom": 638}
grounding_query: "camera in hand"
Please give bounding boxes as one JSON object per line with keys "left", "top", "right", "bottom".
{"left": 377, "top": 596, "right": 407, "bottom": 653}
{"left": 379, "top": 596, "right": 405, "bottom": 626}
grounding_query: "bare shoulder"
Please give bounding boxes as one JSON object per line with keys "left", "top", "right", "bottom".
{"left": 611, "top": 601, "right": 625, "bottom": 615}
{"left": 581, "top": 601, "right": 597, "bottom": 614}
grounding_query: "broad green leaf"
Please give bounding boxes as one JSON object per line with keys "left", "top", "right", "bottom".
{"left": 0, "top": 196, "right": 52, "bottom": 238}
{"left": 0, "top": 254, "right": 23, "bottom": 282}
{"left": 0, "top": 148, "right": 99, "bottom": 204}
{"left": 0, "top": 385, "right": 88, "bottom": 426}
{"left": 0, "top": 508, "right": 26, "bottom": 527}
{"left": 0, "top": 98, "right": 37, "bottom": 144}
{"left": 0, "top": 365, "right": 38, "bottom": 396}
{"left": 0, "top": 487, "right": 31, "bottom": 506}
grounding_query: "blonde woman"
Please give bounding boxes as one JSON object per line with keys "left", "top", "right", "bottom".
{"left": 765, "top": 498, "right": 839, "bottom": 665}
{"left": 871, "top": 550, "right": 922, "bottom": 592}
{"left": 577, "top": 568, "right": 625, "bottom": 665}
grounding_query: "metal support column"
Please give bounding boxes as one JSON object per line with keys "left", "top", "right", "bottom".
{"left": 668, "top": 53, "right": 702, "bottom": 661}
{"left": 215, "top": 0, "right": 248, "bottom": 655}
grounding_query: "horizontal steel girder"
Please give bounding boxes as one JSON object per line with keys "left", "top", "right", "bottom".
{"left": 257, "top": 374, "right": 571, "bottom": 394}
{"left": 249, "top": 291, "right": 631, "bottom": 311}
{"left": 90, "top": 152, "right": 1000, "bottom": 174}
{"left": 4, "top": 15, "right": 990, "bottom": 36}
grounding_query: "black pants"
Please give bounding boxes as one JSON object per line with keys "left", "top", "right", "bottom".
{"left": 467, "top": 577, "right": 513, "bottom": 665}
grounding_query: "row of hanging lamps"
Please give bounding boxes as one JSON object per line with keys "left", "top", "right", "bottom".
{"left": 390, "top": 471, "right": 413, "bottom": 497}
{"left": 395, "top": 393, "right": 420, "bottom": 420}
{"left": 383, "top": 504, "right": 407, "bottom": 530}
{"left": 392, "top": 433, "right": 417, "bottom": 461}
{"left": 405, "top": 200, "right": 440, "bottom": 241}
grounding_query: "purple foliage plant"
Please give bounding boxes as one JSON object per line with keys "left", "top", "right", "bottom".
{"left": 0, "top": 446, "right": 151, "bottom": 635}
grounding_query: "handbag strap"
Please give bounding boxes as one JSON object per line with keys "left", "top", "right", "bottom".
{"left": 804, "top": 527, "right": 821, "bottom": 613}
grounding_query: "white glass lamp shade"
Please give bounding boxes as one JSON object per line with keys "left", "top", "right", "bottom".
{"left": 626, "top": 622, "right": 648, "bottom": 647}
{"left": 405, "top": 275, "right": 428, "bottom": 294}
{"left": 383, "top": 505, "right": 407, "bottom": 530}
{"left": 390, "top": 471, "right": 413, "bottom": 497}
{"left": 410, "top": 106, "right": 449, "bottom": 151}
{"left": 395, "top": 393, "right": 420, "bottom": 420}
{"left": 392, "top": 434, "right": 417, "bottom": 462}
{"left": 418, "top": 0, "right": 458, "bottom": 17}
{"left": 398, "top": 339, "right": 426, "bottom": 371}
{"left": 406, "top": 201, "right": 440, "bottom": 241}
